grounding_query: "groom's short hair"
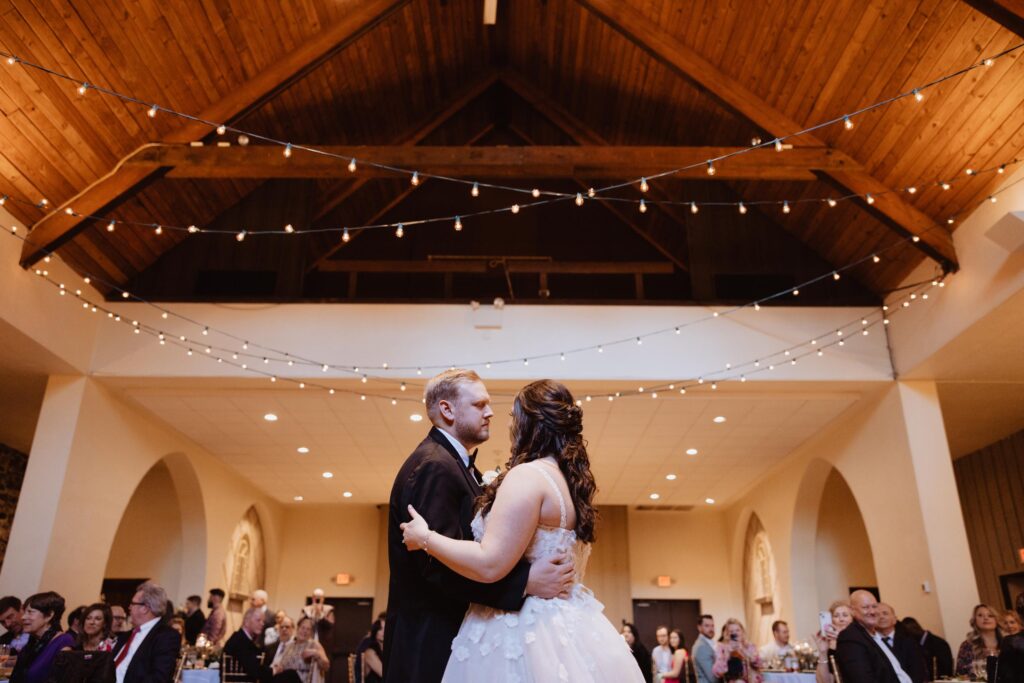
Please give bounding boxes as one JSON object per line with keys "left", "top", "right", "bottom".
{"left": 425, "top": 369, "right": 482, "bottom": 425}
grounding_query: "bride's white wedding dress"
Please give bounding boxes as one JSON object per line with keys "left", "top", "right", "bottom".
{"left": 441, "top": 462, "right": 645, "bottom": 682}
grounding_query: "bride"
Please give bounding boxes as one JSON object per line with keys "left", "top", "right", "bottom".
{"left": 401, "top": 379, "right": 645, "bottom": 682}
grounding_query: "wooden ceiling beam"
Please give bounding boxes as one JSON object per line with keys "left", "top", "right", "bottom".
{"left": 125, "top": 144, "right": 853, "bottom": 180}
{"left": 962, "top": 0, "right": 1024, "bottom": 38}
{"left": 317, "top": 259, "right": 673, "bottom": 274}
{"left": 19, "top": 0, "right": 411, "bottom": 268}
{"left": 575, "top": 0, "right": 958, "bottom": 271}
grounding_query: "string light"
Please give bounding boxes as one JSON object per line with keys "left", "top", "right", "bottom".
{"left": 738, "top": 202, "right": 747, "bottom": 214}
{"left": 865, "top": 194, "right": 875, "bottom": 205}
{"left": 147, "top": 104, "right": 158, "bottom": 118}
{"left": 510, "top": 204, "right": 520, "bottom": 214}
{"left": 639, "top": 177, "right": 649, "bottom": 193}
{"left": 690, "top": 201, "right": 698, "bottom": 214}
{"left": 410, "top": 171, "right": 420, "bottom": 186}
{"left": 395, "top": 224, "right": 404, "bottom": 238}
{"left": 639, "top": 199, "right": 647, "bottom": 213}
{"left": 454, "top": 216, "right": 462, "bottom": 231}
{"left": 471, "top": 182, "right": 479, "bottom": 197}
{"left": 706, "top": 161, "right": 716, "bottom": 176}
{"left": 827, "top": 198, "right": 837, "bottom": 207}
{"left": 843, "top": 116, "right": 854, "bottom": 130}
{"left": 342, "top": 228, "right": 350, "bottom": 243}
{"left": 348, "top": 158, "right": 357, "bottom": 173}
{"left": 782, "top": 200, "right": 791, "bottom": 214}
{"left": 106, "top": 220, "right": 116, "bottom": 232}
{"left": 283, "top": 143, "right": 292, "bottom": 158}
{"left": 216, "top": 125, "right": 226, "bottom": 135}
{"left": 575, "top": 193, "right": 584, "bottom": 206}
{"left": 913, "top": 89, "right": 923, "bottom": 102}
{"left": 284, "top": 223, "right": 294, "bottom": 233}
{"left": 235, "top": 230, "right": 246, "bottom": 242}
{"left": 774, "top": 138, "right": 783, "bottom": 152}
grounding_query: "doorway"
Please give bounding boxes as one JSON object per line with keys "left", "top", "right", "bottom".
{"left": 632, "top": 599, "right": 702, "bottom": 651}
{"left": 101, "top": 578, "right": 149, "bottom": 612}
{"left": 1000, "top": 571, "right": 1024, "bottom": 611}
{"left": 305, "top": 596, "right": 374, "bottom": 683}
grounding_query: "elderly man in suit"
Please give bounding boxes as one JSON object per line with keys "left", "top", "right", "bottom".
{"left": 835, "top": 590, "right": 912, "bottom": 683}
{"left": 224, "top": 607, "right": 302, "bottom": 683}
{"left": 383, "top": 369, "right": 575, "bottom": 683}
{"left": 111, "top": 582, "right": 181, "bottom": 683}
{"left": 876, "top": 603, "right": 927, "bottom": 683}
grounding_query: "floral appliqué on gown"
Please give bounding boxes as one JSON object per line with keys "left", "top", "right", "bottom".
{"left": 441, "top": 462, "right": 645, "bottom": 683}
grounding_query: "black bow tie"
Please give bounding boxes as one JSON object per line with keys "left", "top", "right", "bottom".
{"left": 467, "top": 449, "right": 477, "bottom": 468}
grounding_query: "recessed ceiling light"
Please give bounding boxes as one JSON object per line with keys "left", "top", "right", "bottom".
{"left": 264, "top": 413, "right": 278, "bottom": 422}
{"left": 293, "top": 496, "right": 303, "bottom": 501}
{"left": 686, "top": 448, "right": 699, "bottom": 456}
{"left": 705, "top": 497, "right": 716, "bottom": 504}
{"left": 342, "top": 491, "right": 353, "bottom": 498}
{"left": 322, "top": 471, "right": 333, "bottom": 479}
{"left": 297, "top": 447, "right": 309, "bottom": 454}
{"left": 410, "top": 414, "right": 423, "bottom": 422}
{"left": 649, "top": 493, "right": 660, "bottom": 500}
{"left": 665, "top": 474, "right": 677, "bottom": 481}
{"left": 713, "top": 416, "right": 726, "bottom": 424}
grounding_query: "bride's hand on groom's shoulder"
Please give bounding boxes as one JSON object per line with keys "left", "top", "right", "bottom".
{"left": 401, "top": 504, "right": 432, "bottom": 551}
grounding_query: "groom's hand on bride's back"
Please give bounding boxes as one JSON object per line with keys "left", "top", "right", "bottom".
{"left": 525, "top": 550, "right": 575, "bottom": 599}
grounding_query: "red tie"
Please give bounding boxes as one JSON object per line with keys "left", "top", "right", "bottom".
{"left": 114, "top": 627, "right": 140, "bottom": 667}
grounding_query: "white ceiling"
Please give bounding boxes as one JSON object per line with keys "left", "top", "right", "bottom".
{"left": 109, "top": 378, "right": 863, "bottom": 507}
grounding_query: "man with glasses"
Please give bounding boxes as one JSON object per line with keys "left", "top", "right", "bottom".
{"left": 111, "top": 582, "right": 180, "bottom": 683}
{"left": 110, "top": 605, "right": 129, "bottom": 634}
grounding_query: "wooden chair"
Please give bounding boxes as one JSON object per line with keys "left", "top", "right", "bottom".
{"left": 830, "top": 654, "right": 843, "bottom": 683}
{"left": 221, "top": 652, "right": 264, "bottom": 682}
{"left": 347, "top": 653, "right": 358, "bottom": 683}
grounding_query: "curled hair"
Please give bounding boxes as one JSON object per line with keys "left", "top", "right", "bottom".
{"left": 966, "top": 604, "right": 1002, "bottom": 659}
{"left": 477, "top": 380, "right": 598, "bottom": 543}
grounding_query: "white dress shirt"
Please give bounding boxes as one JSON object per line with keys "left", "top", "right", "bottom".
{"left": 652, "top": 644, "right": 673, "bottom": 673}
{"left": 115, "top": 616, "right": 160, "bottom": 683}
{"left": 437, "top": 428, "right": 471, "bottom": 468}
{"left": 871, "top": 631, "right": 913, "bottom": 683}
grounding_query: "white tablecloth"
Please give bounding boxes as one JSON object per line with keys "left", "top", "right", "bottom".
{"left": 763, "top": 673, "right": 816, "bottom": 683}
{"left": 181, "top": 669, "right": 220, "bottom": 683}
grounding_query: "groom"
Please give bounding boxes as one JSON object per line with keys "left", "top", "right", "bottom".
{"left": 383, "top": 369, "right": 575, "bottom": 682}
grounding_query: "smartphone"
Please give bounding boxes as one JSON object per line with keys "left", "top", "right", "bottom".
{"left": 819, "top": 610, "right": 833, "bottom": 633}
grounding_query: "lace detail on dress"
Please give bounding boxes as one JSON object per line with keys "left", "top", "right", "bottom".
{"left": 526, "top": 461, "right": 567, "bottom": 529}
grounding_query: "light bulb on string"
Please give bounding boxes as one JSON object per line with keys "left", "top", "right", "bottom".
{"left": 872, "top": 254, "right": 881, "bottom": 263}
{"left": 907, "top": 186, "right": 917, "bottom": 194}
{"left": 984, "top": 58, "right": 994, "bottom": 67}
{"left": 913, "top": 89, "right": 923, "bottom": 102}
{"left": 639, "top": 199, "right": 647, "bottom": 213}
{"left": 532, "top": 188, "right": 540, "bottom": 198}
{"left": 998, "top": 164, "right": 1006, "bottom": 174}
{"left": 236, "top": 230, "right": 246, "bottom": 242}
{"left": 348, "top": 158, "right": 357, "bottom": 172}
{"left": 107, "top": 220, "right": 116, "bottom": 232}
{"left": 774, "top": 138, "right": 784, "bottom": 152}
{"left": 639, "top": 177, "right": 649, "bottom": 193}
{"left": 395, "top": 224, "right": 404, "bottom": 238}
{"left": 843, "top": 116, "right": 854, "bottom": 130}
{"left": 410, "top": 172, "right": 420, "bottom": 186}
{"left": 941, "top": 182, "right": 951, "bottom": 190}
{"left": 832, "top": 271, "right": 841, "bottom": 281}
{"left": 471, "top": 182, "right": 479, "bottom": 197}
{"left": 510, "top": 204, "right": 520, "bottom": 214}
{"left": 782, "top": 200, "right": 791, "bottom": 214}
{"left": 342, "top": 228, "right": 350, "bottom": 242}
{"left": 147, "top": 104, "right": 158, "bottom": 118}
{"left": 865, "top": 194, "right": 875, "bottom": 205}
{"left": 188, "top": 225, "right": 199, "bottom": 233}
{"left": 690, "top": 202, "right": 698, "bottom": 214}
{"left": 587, "top": 187, "right": 596, "bottom": 198}
{"left": 77, "top": 82, "right": 88, "bottom": 96}
{"left": 827, "top": 198, "right": 837, "bottom": 207}
{"left": 706, "top": 161, "right": 716, "bottom": 176}
{"left": 575, "top": 193, "right": 584, "bottom": 206}
{"left": 216, "top": 125, "right": 226, "bottom": 135}
{"left": 284, "top": 223, "right": 294, "bottom": 233}
{"left": 738, "top": 202, "right": 747, "bottom": 214}
{"left": 454, "top": 216, "right": 462, "bottom": 231}
{"left": 989, "top": 196, "right": 998, "bottom": 203}
{"left": 153, "top": 225, "right": 163, "bottom": 235}
{"left": 283, "top": 143, "right": 292, "bottom": 158}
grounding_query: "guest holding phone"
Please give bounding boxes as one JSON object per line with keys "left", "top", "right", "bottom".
{"left": 816, "top": 601, "right": 854, "bottom": 683}
{"left": 712, "top": 619, "right": 762, "bottom": 683}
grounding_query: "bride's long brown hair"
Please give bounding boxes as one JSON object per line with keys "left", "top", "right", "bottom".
{"left": 477, "top": 379, "right": 598, "bottom": 543}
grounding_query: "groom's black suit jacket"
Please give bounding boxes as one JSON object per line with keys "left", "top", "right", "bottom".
{"left": 383, "top": 427, "right": 531, "bottom": 683}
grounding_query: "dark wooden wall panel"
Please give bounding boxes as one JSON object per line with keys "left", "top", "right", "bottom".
{"left": 954, "top": 428, "right": 1024, "bottom": 607}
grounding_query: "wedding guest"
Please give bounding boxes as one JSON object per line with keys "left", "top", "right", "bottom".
{"left": 9, "top": 591, "right": 74, "bottom": 683}
{"left": 876, "top": 603, "right": 927, "bottom": 683}
{"left": 713, "top": 619, "right": 762, "bottom": 683}
{"left": 112, "top": 582, "right": 181, "bottom": 683}
{"left": 815, "top": 600, "right": 853, "bottom": 683}
{"left": 361, "top": 618, "right": 385, "bottom": 683}
{"left": 301, "top": 589, "right": 333, "bottom": 625}
{"left": 997, "top": 593, "right": 1024, "bottom": 682}
{"left": 265, "top": 616, "right": 294, "bottom": 667}
{"left": 264, "top": 610, "right": 287, "bottom": 647}
{"left": 277, "top": 616, "right": 329, "bottom": 683}
{"left": 110, "top": 605, "right": 129, "bottom": 634}
{"left": 658, "top": 629, "right": 689, "bottom": 683}
{"left": 620, "top": 623, "right": 652, "bottom": 683}
{"left": 955, "top": 604, "right": 1002, "bottom": 679}
{"left": 0, "top": 596, "right": 28, "bottom": 653}
{"left": 760, "top": 620, "right": 795, "bottom": 665}
{"left": 251, "top": 589, "right": 275, "bottom": 645}
{"left": 651, "top": 626, "right": 672, "bottom": 681}
{"left": 168, "top": 616, "right": 186, "bottom": 645}
{"left": 71, "top": 603, "right": 116, "bottom": 652}
{"left": 66, "top": 605, "right": 86, "bottom": 636}
{"left": 692, "top": 615, "right": 717, "bottom": 683}
{"left": 999, "top": 609, "right": 1022, "bottom": 636}
{"left": 200, "top": 588, "right": 227, "bottom": 645}
{"left": 899, "top": 617, "right": 953, "bottom": 680}
{"left": 834, "top": 590, "right": 910, "bottom": 683}
{"left": 183, "top": 595, "right": 204, "bottom": 645}
{"left": 223, "top": 607, "right": 301, "bottom": 683}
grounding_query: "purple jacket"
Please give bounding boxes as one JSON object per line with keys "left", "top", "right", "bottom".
{"left": 11, "top": 630, "right": 75, "bottom": 683}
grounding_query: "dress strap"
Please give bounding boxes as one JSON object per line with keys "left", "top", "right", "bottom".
{"left": 528, "top": 461, "right": 567, "bottom": 529}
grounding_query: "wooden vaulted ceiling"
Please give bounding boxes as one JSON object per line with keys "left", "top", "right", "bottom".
{"left": 1, "top": 0, "right": 1023, "bottom": 305}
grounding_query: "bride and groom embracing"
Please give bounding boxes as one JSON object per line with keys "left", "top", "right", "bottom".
{"left": 382, "top": 370, "right": 644, "bottom": 682}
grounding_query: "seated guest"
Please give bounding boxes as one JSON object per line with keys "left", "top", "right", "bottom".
{"left": 71, "top": 603, "right": 116, "bottom": 652}
{"left": 712, "top": 619, "right": 762, "bottom": 683}
{"left": 1000, "top": 609, "right": 1022, "bottom": 636}
{"left": 899, "top": 616, "right": 952, "bottom": 680}
{"left": 361, "top": 619, "right": 384, "bottom": 683}
{"left": 111, "top": 582, "right": 182, "bottom": 683}
{"left": 0, "top": 596, "right": 28, "bottom": 653}
{"left": 200, "top": 589, "right": 227, "bottom": 646}
{"left": 182, "top": 595, "right": 204, "bottom": 645}
{"left": 264, "top": 610, "right": 287, "bottom": 648}
{"left": 815, "top": 600, "right": 854, "bottom": 683}
{"left": 110, "top": 605, "right": 129, "bottom": 635}
{"left": 168, "top": 617, "right": 186, "bottom": 644}
{"left": 651, "top": 626, "right": 672, "bottom": 682}
{"left": 619, "top": 623, "right": 652, "bottom": 683}
{"left": 955, "top": 604, "right": 1002, "bottom": 679}
{"left": 658, "top": 629, "right": 689, "bottom": 683}
{"left": 265, "top": 617, "right": 295, "bottom": 667}
{"left": 10, "top": 591, "right": 75, "bottom": 683}
{"left": 876, "top": 603, "right": 927, "bottom": 683}
{"left": 997, "top": 593, "right": 1024, "bottom": 682}
{"left": 692, "top": 615, "right": 717, "bottom": 683}
{"left": 224, "top": 607, "right": 302, "bottom": 683}
{"left": 835, "top": 590, "right": 911, "bottom": 683}
{"left": 760, "top": 620, "right": 795, "bottom": 666}
{"left": 276, "top": 616, "right": 329, "bottom": 683}
{"left": 66, "top": 605, "right": 86, "bottom": 637}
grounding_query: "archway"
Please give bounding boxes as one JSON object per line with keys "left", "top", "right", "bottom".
{"left": 104, "top": 452, "right": 206, "bottom": 606}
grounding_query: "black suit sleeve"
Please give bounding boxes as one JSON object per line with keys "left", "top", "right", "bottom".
{"left": 835, "top": 633, "right": 877, "bottom": 683}
{"left": 401, "top": 458, "right": 530, "bottom": 611}
{"left": 135, "top": 628, "right": 181, "bottom": 683}
{"left": 227, "top": 633, "right": 273, "bottom": 683}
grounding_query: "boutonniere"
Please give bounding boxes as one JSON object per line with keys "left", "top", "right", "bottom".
{"left": 481, "top": 467, "right": 500, "bottom": 486}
